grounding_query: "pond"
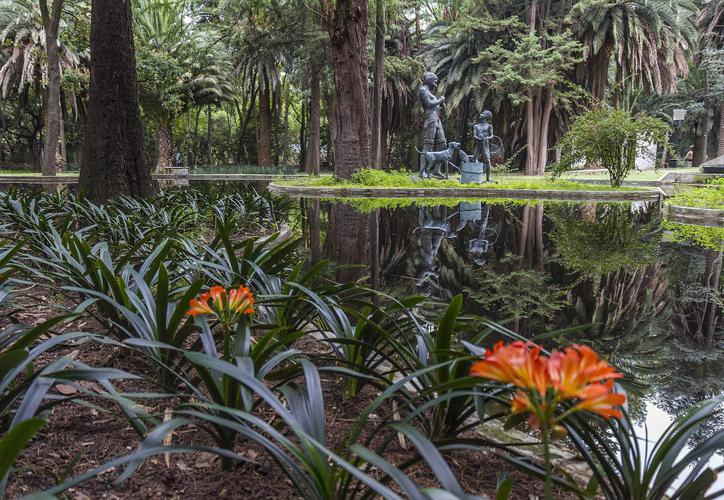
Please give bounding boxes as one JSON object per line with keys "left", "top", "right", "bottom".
{"left": 299, "top": 196, "right": 724, "bottom": 488}
{"left": 3, "top": 179, "right": 722, "bottom": 490}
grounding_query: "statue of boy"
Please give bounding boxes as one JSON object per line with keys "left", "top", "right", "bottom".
{"left": 419, "top": 72, "right": 446, "bottom": 178}
{"left": 473, "top": 110, "right": 493, "bottom": 182}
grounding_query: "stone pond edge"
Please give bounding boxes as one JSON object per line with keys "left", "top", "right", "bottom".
{"left": 268, "top": 183, "right": 662, "bottom": 202}
{"left": 667, "top": 204, "right": 724, "bottom": 228}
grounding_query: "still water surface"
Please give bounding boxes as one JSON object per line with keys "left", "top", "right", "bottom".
{"left": 300, "top": 196, "right": 724, "bottom": 489}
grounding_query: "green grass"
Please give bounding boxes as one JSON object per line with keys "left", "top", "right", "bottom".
{"left": 563, "top": 167, "right": 701, "bottom": 182}
{"left": 0, "top": 170, "right": 78, "bottom": 176}
{"left": 192, "top": 165, "right": 303, "bottom": 175}
{"left": 664, "top": 221, "right": 724, "bottom": 250}
{"left": 667, "top": 179, "right": 724, "bottom": 209}
{"left": 283, "top": 169, "right": 643, "bottom": 191}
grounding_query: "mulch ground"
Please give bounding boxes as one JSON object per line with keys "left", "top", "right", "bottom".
{"left": 4, "top": 288, "right": 576, "bottom": 499}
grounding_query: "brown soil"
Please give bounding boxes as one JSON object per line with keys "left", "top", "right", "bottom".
{"left": 5, "top": 289, "right": 576, "bottom": 500}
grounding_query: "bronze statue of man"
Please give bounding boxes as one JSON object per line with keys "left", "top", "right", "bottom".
{"left": 473, "top": 110, "right": 493, "bottom": 182}
{"left": 419, "top": 72, "right": 446, "bottom": 178}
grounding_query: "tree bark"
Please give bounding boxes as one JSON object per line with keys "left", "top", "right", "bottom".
{"left": 206, "top": 105, "right": 213, "bottom": 166}
{"left": 693, "top": 113, "right": 711, "bottom": 168}
{"left": 257, "top": 69, "right": 273, "bottom": 167}
{"left": 299, "top": 102, "right": 307, "bottom": 169}
{"left": 370, "top": 0, "right": 384, "bottom": 169}
{"left": 156, "top": 120, "right": 173, "bottom": 173}
{"left": 40, "top": 0, "right": 64, "bottom": 176}
{"left": 79, "top": 0, "right": 153, "bottom": 202}
{"left": 324, "top": 84, "right": 338, "bottom": 165}
{"left": 305, "top": 62, "right": 321, "bottom": 175}
{"left": 327, "top": 0, "right": 371, "bottom": 179}
{"left": 701, "top": 250, "right": 722, "bottom": 343}
{"left": 718, "top": 104, "right": 724, "bottom": 157}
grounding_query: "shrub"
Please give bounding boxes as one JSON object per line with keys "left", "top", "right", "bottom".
{"left": 553, "top": 109, "right": 669, "bottom": 187}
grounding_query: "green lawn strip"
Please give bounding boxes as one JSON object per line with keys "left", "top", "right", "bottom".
{"left": 322, "top": 196, "right": 633, "bottom": 213}
{"left": 667, "top": 179, "right": 724, "bottom": 210}
{"left": 0, "top": 170, "right": 79, "bottom": 176}
{"left": 280, "top": 169, "right": 645, "bottom": 192}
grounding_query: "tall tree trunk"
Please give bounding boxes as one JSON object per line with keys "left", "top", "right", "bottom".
{"left": 718, "top": 104, "right": 724, "bottom": 157}
{"left": 525, "top": 90, "right": 538, "bottom": 175}
{"left": 299, "top": 102, "right": 307, "bottom": 169}
{"left": 257, "top": 69, "right": 273, "bottom": 167}
{"left": 156, "top": 119, "right": 173, "bottom": 173}
{"left": 80, "top": 0, "right": 153, "bottom": 202}
{"left": 273, "top": 79, "right": 283, "bottom": 164}
{"left": 206, "top": 105, "right": 213, "bottom": 166}
{"left": 282, "top": 88, "right": 291, "bottom": 165}
{"left": 693, "top": 113, "right": 711, "bottom": 167}
{"left": 324, "top": 84, "right": 338, "bottom": 165}
{"left": 327, "top": 0, "right": 371, "bottom": 179}
{"left": 238, "top": 80, "right": 258, "bottom": 164}
{"left": 192, "top": 107, "right": 201, "bottom": 167}
{"left": 40, "top": 0, "right": 64, "bottom": 176}
{"left": 370, "top": 0, "right": 384, "bottom": 168}
{"left": 305, "top": 62, "right": 321, "bottom": 175}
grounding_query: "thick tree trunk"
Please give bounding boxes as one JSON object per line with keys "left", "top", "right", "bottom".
{"left": 257, "top": 70, "right": 273, "bottom": 167}
{"left": 370, "top": 0, "right": 384, "bottom": 168}
{"left": 156, "top": 120, "right": 173, "bottom": 173}
{"left": 327, "top": 0, "right": 371, "bottom": 179}
{"left": 79, "top": 0, "right": 153, "bottom": 202}
{"left": 330, "top": 203, "right": 369, "bottom": 282}
{"left": 324, "top": 85, "right": 338, "bottom": 165}
{"left": 305, "top": 62, "right": 321, "bottom": 175}
{"left": 40, "top": 0, "right": 64, "bottom": 176}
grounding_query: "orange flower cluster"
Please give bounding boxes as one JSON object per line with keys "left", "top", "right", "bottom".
{"left": 470, "top": 341, "right": 625, "bottom": 428}
{"left": 188, "top": 285, "right": 255, "bottom": 324}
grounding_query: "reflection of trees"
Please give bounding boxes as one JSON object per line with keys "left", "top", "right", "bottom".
{"left": 549, "top": 203, "right": 672, "bottom": 396}
{"left": 550, "top": 203, "right": 660, "bottom": 276}
{"left": 668, "top": 248, "right": 723, "bottom": 344}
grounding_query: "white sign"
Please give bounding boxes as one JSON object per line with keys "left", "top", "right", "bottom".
{"left": 673, "top": 109, "right": 687, "bottom": 121}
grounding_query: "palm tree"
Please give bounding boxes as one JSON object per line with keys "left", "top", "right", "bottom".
{"left": 134, "top": 0, "right": 233, "bottom": 172}
{"left": 570, "top": 0, "right": 696, "bottom": 107}
{"left": 697, "top": 0, "right": 724, "bottom": 156}
{"left": 0, "top": 0, "right": 82, "bottom": 172}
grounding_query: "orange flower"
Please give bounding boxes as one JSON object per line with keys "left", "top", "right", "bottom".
{"left": 186, "top": 285, "right": 255, "bottom": 324}
{"left": 470, "top": 341, "right": 549, "bottom": 396}
{"left": 188, "top": 292, "right": 213, "bottom": 316}
{"left": 573, "top": 380, "right": 625, "bottom": 419}
{"left": 548, "top": 345, "right": 622, "bottom": 399}
{"left": 228, "top": 285, "right": 254, "bottom": 315}
{"left": 470, "top": 342, "right": 626, "bottom": 430}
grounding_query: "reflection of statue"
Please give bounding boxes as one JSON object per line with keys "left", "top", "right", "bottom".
{"left": 419, "top": 72, "right": 447, "bottom": 179}
{"left": 466, "top": 203, "right": 496, "bottom": 266}
{"left": 413, "top": 203, "right": 498, "bottom": 295}
{"left": 473, "top": 111, "right": 493, "bottom": 182}
{"left": 415, "top": 206, "right": 463, "bottom": 295}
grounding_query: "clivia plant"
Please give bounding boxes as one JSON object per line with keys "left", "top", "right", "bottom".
{"left": 470, "top": 341, "right": 626, "bottom": 499}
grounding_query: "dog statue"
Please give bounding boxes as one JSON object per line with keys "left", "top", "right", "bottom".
{"left": 416, "top": 141, "right": 461, "bottom": 179}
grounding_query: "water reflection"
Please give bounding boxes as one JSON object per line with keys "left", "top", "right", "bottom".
{"left": 310, "top": 197, "right": 724, "bottom": 433}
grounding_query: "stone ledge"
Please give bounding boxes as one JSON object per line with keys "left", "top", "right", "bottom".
{"left": 269, "top": 183, "right": 661, "bottom": 202}
{"left": 667, "top": 205, "right": 724, "bottom": 228}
